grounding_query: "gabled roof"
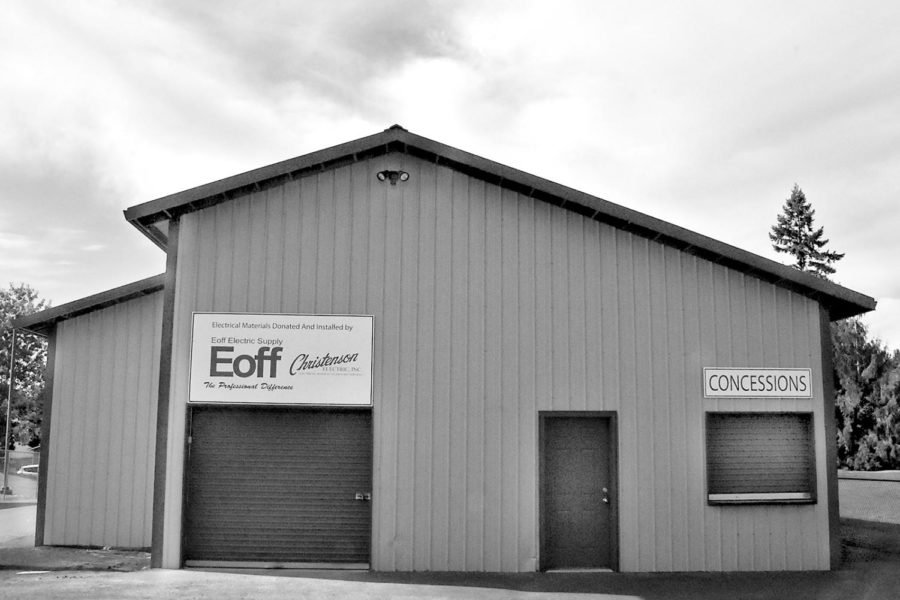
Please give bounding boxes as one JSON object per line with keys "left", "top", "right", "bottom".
{"left": 123, "top": 125, "right": 875, "bottom": 321}
{"left": 13, "top": 274, "right": 165, "bottom": 336}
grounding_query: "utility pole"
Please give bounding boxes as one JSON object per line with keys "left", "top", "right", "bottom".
{"left": 1, "top": 328, "right": 15, "bottom": 496}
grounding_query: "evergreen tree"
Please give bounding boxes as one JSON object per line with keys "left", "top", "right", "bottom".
{"left": 767, "top": 186, "right": 900, "bottom": 470}
{"left": 769, "top": 184, "right": 845, "bottom": 278}
{"left": 832, "top": 318, "right": 900, "bottom": 470}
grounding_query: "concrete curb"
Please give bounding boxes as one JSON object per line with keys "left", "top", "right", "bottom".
{"left": 838, "top": 470, "right": 900, "bottom": 482}
{"left": 0, "top": 501, "right": 37, "bottom": 509}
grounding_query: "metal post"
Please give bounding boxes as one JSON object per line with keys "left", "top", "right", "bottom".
{"left": 1, "top": 328, "right": 15, "bottom": 496}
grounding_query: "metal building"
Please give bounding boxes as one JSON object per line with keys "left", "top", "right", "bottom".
{"left": 15, "top": 125, "right": 876, "bottom": 572}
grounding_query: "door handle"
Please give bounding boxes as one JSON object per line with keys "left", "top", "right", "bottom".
{"left": 355, "top": 492, "right": 372, "bottom": 501}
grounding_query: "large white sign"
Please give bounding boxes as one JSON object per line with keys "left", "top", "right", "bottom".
{"left": 189, "top": 313, "right": 373, "bottom": 405}
{"left": 703, "top": 368, "right": 812, "bottom": 398}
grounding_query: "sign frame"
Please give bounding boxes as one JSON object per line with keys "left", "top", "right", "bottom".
{"left": 703, "top": 367, "right": 812, "bottom": 399}
{"left": 188, "top": 312, "right": 375, "bottom": 406}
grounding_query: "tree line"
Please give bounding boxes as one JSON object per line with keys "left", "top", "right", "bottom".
{"left": 771, "top": 184, "right": 899, "bottom": 469}
{"left": 1, "top": 283, "right": 47, "bottom": 449}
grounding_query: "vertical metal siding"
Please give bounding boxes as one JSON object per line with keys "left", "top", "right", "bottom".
{"left": 44, "top": 291, "right": 162, "bottom": 548}
{"left": 162, "top": 152, "right": 830, "bottom": 571}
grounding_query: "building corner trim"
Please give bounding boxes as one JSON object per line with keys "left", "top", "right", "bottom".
{"left": 34, "top": 327, "right": 57, "bottom": 546}
{"left": 151, "top": 217, "right": 180, "bottom": 568}
{"left": 819, "top": 307, "right": 841, "bottom": 569}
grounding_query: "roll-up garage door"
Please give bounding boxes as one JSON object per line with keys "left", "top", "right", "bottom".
{"left": 184, "top": 406, "right": 372, "bottom": 566}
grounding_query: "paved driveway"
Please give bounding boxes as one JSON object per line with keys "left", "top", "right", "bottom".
{"left": 0, "top": 505, "right": 36, "bottom": 548}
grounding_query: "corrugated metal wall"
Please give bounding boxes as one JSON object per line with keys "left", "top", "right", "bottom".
{"left": 44, "top": 292, "right": 162, "bottom": 548}
{"left": 162, "top": 152, "right": 829, "bottom": 571}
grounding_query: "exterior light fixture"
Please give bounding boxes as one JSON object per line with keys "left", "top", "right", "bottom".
{"left": 376, "top": 170, "right": 410, "bottom": 185}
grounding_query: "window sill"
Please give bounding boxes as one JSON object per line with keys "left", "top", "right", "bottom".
{"left": 708, "top": 492, "right": 815, "bottom": 505}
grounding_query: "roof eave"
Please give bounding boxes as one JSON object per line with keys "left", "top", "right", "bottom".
{"left": 121, "top": 126, "right": 876, "bottom": 321}
{"left": 13, "top": 274, "right": 166, "bottom": 336}
{"left": 124, "top": 126, "right": 407, "bottom": 225}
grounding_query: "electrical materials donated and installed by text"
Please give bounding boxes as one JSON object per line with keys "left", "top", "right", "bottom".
{"left": 190, "top": 313, "right": 373, "bottom": 406}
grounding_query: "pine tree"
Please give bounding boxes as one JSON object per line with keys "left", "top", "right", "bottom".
{"left": 769, "top": 184, "right": 845, "bottom": 278}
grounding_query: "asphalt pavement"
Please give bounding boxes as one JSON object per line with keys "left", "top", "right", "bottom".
{"left": 0, "top": 472, "right": 38, "bottom": 501}
{"left": 0, "top": 505, "right": 36, "bottom": 548}
{"left": 0, "top": 542, "right": 898, "bottom": 600}
{"left": 0, "top": 471, "right": 38, "bottom": 550}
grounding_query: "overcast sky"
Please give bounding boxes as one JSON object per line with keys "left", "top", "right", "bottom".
{"left": 2, "top": 1, "right": 898, "bottom": 348}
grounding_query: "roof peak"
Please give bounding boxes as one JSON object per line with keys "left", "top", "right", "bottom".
{"left": 120, "top": 126, "right": 875, "bottom": 320}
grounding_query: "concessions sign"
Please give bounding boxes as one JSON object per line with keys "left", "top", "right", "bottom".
{"left": 703, "top": 368, "right": 812, "bottom": 398}
{"left": 189, "top": 313, "right": 374, "bottom": 405}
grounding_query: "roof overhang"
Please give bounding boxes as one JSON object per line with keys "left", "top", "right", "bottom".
{"left": 123, "top": 125, "right": 876, "bottom": 322}
{"left": 13, "top": 274, "right": 165, "bottom": 336}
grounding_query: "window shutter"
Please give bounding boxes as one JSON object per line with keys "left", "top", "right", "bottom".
{"left": 706, "top": 413, "right": 815, "bottom": 504}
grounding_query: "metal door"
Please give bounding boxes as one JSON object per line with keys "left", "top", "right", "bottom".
{"left": 540, "top": 414, "right": 617, "bottom": 570}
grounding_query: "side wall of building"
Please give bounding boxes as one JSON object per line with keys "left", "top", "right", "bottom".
{"left": 159, "top": 152, "right": 830, "bottom": 570}
{"left": 43, "top": 292, "right": 162, "bottom": 548}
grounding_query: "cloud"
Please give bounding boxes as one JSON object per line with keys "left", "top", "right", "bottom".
{"left": 1, "top": 1, "right": 477, "bottom": 203}
{"left": 145, "top": 1, "right": 466, "bottom": 116}
{"left": 0, "top": 234, "right": 35, "bottom": 251}
{"left": 0, "top": 133, "right": 163, "bottom": 305}
{"left": 864, "top": 298, "right": 900, "bottom": 350}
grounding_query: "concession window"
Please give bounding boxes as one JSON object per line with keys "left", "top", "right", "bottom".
{"left": 706, "top": 412, "right": 816, "bottom": 505}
